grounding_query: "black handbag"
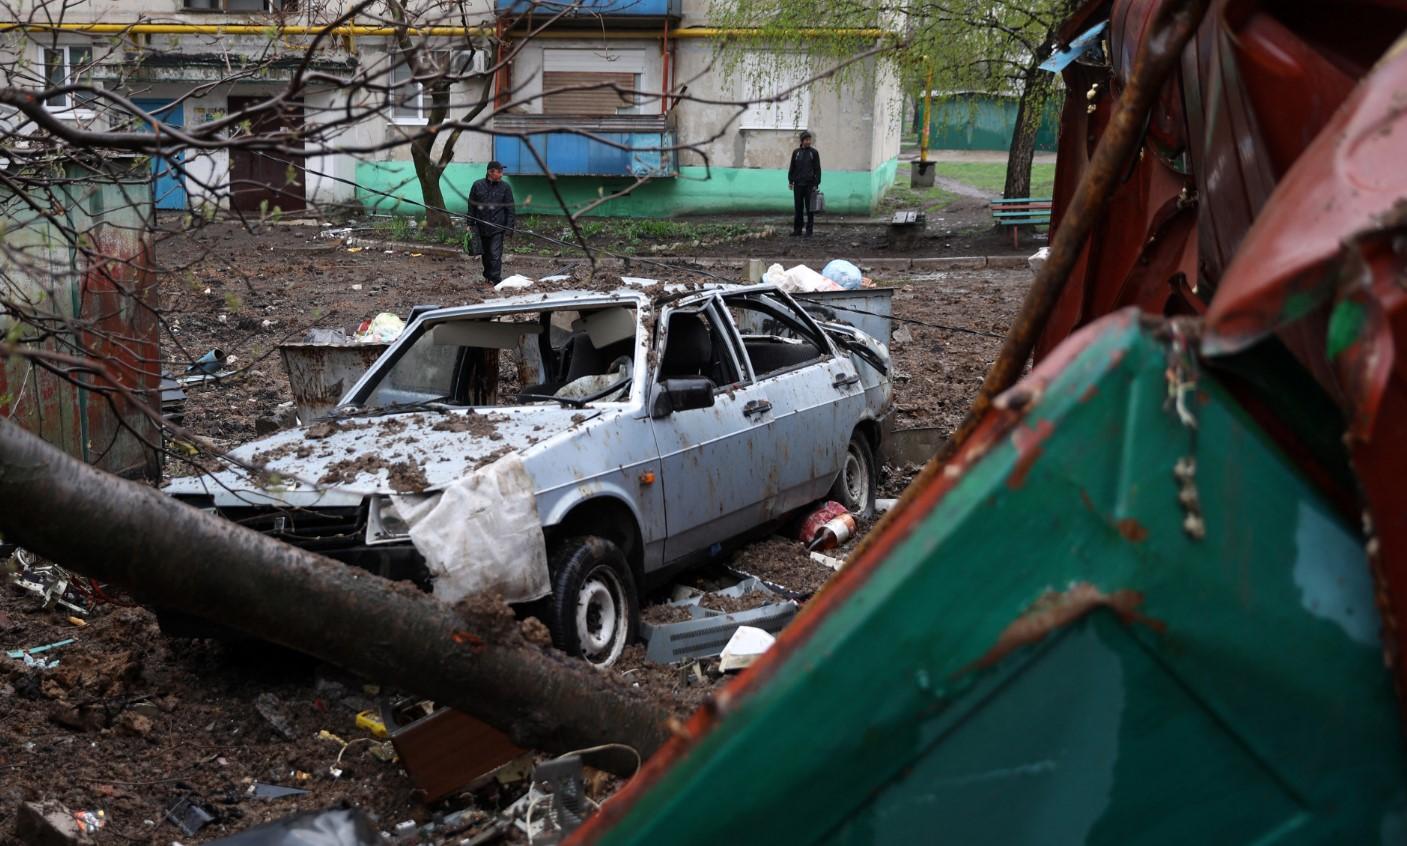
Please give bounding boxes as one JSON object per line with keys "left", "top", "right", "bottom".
{"left": 463, "top": 225, "right": 481, "bottom": 256}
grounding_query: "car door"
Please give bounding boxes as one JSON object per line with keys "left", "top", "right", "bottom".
{"left": 720, "top": 289, "right": 866, "bottom": 514}
{"left": 650, "top": 297, "right": 782, "bottom": 563}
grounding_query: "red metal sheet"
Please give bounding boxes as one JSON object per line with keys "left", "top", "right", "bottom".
{"left": 1038, "top": 0, "right": 1196, "bottom": 360}
{"left": 0, "top": 178, "right": 159, "bottom": 479}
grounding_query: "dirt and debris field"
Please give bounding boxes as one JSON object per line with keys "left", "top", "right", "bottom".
{"left": 157, "top": 222, "right": 1027, "bottom": 447}
{"left": 1, "top": 219, "right": 1026, "bottom": 843}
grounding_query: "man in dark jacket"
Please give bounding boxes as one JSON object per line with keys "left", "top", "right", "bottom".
{"left": 468, "top": 161, "right": 517, "bottom": 284}
{"left": 787, "top": 131, "right": 822, "bottom": 237}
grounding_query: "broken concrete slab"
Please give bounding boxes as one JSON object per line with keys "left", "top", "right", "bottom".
{"left": 14, "top": 801, "right": 99, "bottom": 846}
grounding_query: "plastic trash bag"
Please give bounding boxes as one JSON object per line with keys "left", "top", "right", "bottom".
{"left": 821, "top": 259, "right": 863, "bottom": 290}
{"left": 762, "top": 263, "right": 788, "bottom": 286}
{"left": 778, "top": 264, "right": 843, "bottom": 293}
{"left": 494, "top": 274, "right": 535, "bottom": 292}
{"left": 206, "top": 808, "right": 379, "bottom": 846}
{"left": 353, "top": 313, "right": 405, "bottom": 343}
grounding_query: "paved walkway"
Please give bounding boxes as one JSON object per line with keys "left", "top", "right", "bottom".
{"left": 899, "top": 147, "right": 1058, "bottom": 165}
{"left": 932, "top": 176, "right": 995, "bottom": 200}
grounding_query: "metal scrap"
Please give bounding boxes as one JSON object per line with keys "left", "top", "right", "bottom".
{"left": 7, "top": 549, "right": 94, "bottom": 615}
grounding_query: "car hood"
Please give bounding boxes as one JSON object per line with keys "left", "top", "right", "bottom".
{"left": 164, "top": 406, "right": 604, "bottom": 506}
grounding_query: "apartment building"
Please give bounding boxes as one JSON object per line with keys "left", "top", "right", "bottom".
{"left": 2, "top": 0, "right": 902, "bottom": 217}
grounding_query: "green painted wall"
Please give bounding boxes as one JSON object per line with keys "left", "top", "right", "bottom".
{"left": 355, "top": 158, "right": 898, "bottom": 219}
{"left": 914, "top": 94, "right": 1060, "bottom": 152}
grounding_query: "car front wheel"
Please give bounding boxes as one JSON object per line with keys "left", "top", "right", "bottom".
{"left": 545, "top": 536, "right": 638, "bottom": 667}
{"left": 829, "top": 431, "right": 877, "bottom": 520}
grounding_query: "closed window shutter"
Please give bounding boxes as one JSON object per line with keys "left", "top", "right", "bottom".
{"left": 542, "top": 71, "right": 638, "bottom": 115}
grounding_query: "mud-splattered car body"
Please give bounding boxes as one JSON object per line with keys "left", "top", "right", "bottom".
{"left": 166, "top": 284, "right": 891, "bottom": 661}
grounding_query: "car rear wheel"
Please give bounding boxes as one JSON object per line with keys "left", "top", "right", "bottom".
{"left": 829, "top": 432, "right": 877, "bottom": 520}
{"left": 545, "top": 536, "right": 638, "bottom": 667}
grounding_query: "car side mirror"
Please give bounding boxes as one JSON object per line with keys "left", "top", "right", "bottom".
{"left": 652, "top": 377, "right": 715, "bottom": 418}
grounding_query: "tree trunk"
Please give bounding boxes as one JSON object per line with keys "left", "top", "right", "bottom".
{"left": 412, "top": 137, "right": 453, "bottom": 232}
{"left": 0, "top": 419, "right": 670, "bottom": 770}
{"left": 1003, "top": 63, "right": 1055, "bottom": 200}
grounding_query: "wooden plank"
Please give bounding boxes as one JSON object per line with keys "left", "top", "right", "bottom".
{"left": 391, "top": 708, "right": 525, "bottom": 802}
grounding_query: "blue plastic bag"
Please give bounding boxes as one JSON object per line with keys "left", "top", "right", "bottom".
{"left": 821, "top": 259, "right": 863, "bottom": 290}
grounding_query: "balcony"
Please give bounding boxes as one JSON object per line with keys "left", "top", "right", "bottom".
{"left": 496, "top": 0, "right": 681, "bottom": 27}
{"left": 492, "top": 114, "right": 677, "bottom": 178}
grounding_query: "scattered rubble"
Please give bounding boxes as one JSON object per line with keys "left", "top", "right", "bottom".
{"left": 0, "top": 225, "right": 1024, "bottom": 841}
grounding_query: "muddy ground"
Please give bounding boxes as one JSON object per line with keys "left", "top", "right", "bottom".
{"left": 157, "top": 220, "right": 1028, "bottom": 447}
{"left": 1, "top": 219, "right": 1027, "bottom": 843}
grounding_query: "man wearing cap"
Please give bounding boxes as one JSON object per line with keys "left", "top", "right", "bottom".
{"left": 787, "top": 131, "right": 822, "bottom": 238}
{"left": 468, "top": 161, "right": 517, "bottom": 285}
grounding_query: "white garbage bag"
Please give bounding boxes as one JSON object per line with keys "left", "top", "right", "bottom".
{"left": 779, "top": 264, "right": 843, "bottom": 293}
{"left": 1028, "top": 246, "right": 1050, "bottom": 273}
{"left": 821, "top": 259, "right": 863, "bottom": 290}
{"left": 494, "top": 274, "right": 536, "bottom": 292}
{"left": 762, "top": 262, "right": 788, "bottom": 286}
{"left": 354, "top": 312, "right": 405, "bottom": 343}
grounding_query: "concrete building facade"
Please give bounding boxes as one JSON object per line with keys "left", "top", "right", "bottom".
{"left": 1, "top": 0, "right": 901, "bottom": 217}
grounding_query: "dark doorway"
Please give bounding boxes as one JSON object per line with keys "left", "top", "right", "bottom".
{"left": 228, "top": 96, "right": 306, "bottom": 213}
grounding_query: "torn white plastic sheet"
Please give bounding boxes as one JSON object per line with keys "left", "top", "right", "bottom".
{"left": 620, "top": 276, "right": 658, "bottom": 289}
{"left": 389, "top": 455, "right": 549, "bottom": 604}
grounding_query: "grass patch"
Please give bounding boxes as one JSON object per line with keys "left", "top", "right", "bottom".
{"left": 878, "top": 161, "right": 958, "bottom": 216}
{"left": 936, "top": 162, "right": 1056, "bottom": 198}
{"left": 369, "top": 218, "right": 471, "bottom": 247}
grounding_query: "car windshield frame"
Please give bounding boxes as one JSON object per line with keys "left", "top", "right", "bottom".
{"left": 339, "top": 294, "right": 649, "bottom": 415}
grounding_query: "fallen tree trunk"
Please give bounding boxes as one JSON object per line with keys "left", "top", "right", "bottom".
{"left": 0, "top": 419, "right": 671, "bottom": 768}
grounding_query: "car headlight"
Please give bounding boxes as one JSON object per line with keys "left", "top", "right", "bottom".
{"left": 367, "top": 496, "right": 411, "bottom": 543}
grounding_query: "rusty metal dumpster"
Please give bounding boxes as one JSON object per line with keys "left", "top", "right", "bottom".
{"left": 278, "top": 342, "right": 389, "bottom": 423}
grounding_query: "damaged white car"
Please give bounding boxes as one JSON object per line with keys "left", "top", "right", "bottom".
{"left": 165, "top": 284, "right": 892, "bottom": 665}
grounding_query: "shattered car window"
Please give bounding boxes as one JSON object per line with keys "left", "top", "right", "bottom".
{"left": 352, "top": 305, "right": 639, "bottom": 413}
{"left": 724, "top": 293, "right": 827, "bottom": 379}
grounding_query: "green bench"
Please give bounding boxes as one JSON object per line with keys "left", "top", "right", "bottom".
{"left": 990, "top": 197, "right": 1052, "bottom": 248}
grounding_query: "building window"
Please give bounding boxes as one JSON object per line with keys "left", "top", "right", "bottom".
{"left": 43, "top": 45, "right": 94, "bottom": 112}
{"left": 388, "top": 50, "right": 470, "bottom": 124}
{"left": 735, "top": 54, "right": 810, "bottom": 131}
{"left": 541, "top": 48, "right": 646, "bottom": 116}
{"left": 390, "top": 59, "right": 428, "bottom": 124}
{"left": 181, "top": 0, "right": 294, "bottom": 11}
